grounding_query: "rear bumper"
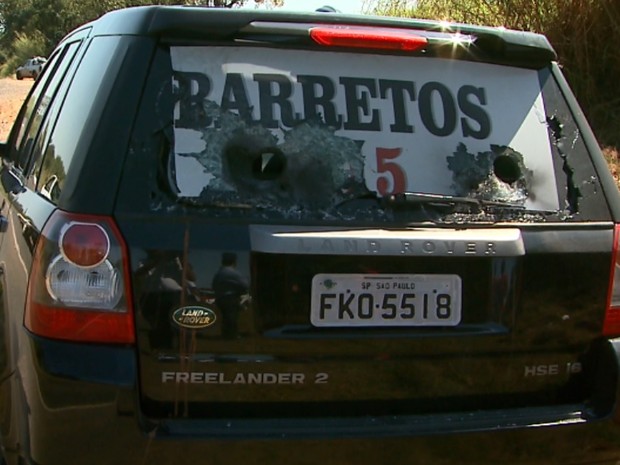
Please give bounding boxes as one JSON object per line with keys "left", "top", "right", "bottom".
{"left": 17, "top": 337, "right": 620, "bottom": 465}
{"left": 23, "top": 411, "right": 620, "bottom": 465}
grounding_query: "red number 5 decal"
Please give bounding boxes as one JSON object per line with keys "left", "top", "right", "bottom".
{"left": 376, "top": 147, "right": 407, "bottom": 195}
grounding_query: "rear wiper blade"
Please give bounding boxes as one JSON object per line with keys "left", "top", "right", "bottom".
{"left": 385, "top": 192, "right": 526, "bottom": 211}
{"left": 334, "top": 191, "right": 526, "bottom": 213}
{"left": 177, "top": 197, "right": 254, "bottom": 209}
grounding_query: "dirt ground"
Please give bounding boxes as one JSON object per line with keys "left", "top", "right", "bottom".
{"left": 0, "top": 78, "right": 33, "bottom": 141}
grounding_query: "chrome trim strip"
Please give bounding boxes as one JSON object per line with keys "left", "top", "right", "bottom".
{"left": 250, "top": 226, "right": 525, "bottom": 257}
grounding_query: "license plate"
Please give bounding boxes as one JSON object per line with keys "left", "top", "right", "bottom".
{"left": 311, "top": 273, "right": 462, "bottom": 327}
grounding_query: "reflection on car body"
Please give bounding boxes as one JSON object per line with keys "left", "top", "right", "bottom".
{"left": 39, "top": 174, "right": 59, "bottom": 202}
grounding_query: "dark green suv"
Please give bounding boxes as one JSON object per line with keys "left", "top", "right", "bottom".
{"left": 1, "top": 5, "right": 620, "bottom": 465}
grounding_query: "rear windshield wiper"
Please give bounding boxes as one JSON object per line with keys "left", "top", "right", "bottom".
{"left": 336, "top": 191, "right": 525, "bottom": 212}
{"left": 176, "top": 196, "right": 254, "bottom": 210}
{"left": 384, "top": 192, "right": 526, "bottom": 212}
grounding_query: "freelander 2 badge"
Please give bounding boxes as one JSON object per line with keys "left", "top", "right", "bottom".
{"left": 172, "top": 306, "right": 217, "bottom": 329}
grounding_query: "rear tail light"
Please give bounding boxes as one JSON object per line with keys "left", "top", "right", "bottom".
{"left": 25, "top": 210, "right": 134, "bottom": 344}
{"left": 60, "top": 222, "right": 110, "bottom": 267}
{"left": 604, "top": 224, "right": 620, "bottom": 336}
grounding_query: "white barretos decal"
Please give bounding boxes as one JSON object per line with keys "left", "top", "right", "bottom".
{"left": 170, "top": 46, "right": 558, "bottom": 211}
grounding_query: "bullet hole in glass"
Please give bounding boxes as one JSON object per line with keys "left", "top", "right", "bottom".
{"left": 252, "top": 148, "right": 286, "bottom": 181}
{"left": 493, "top": 154, "right": 522, "bottom": 185}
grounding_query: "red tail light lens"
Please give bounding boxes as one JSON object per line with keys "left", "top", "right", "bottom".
{"left": 25, "top": 210, "right": 134, "bottom": 344}
{"left": 604, "top": 224, "right": 620, "bottom": 336}
{"left": 60, "top": 222, "right": 110, "bottom": 267}
{"left": 310, "top": 26, "right": 428, "bottom": 51}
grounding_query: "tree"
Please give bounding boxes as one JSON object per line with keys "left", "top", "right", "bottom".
{"left": 0, "top": 0, "right": 284, "bottom": 76}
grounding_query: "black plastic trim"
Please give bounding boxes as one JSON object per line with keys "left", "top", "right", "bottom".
{"left": 521, "top": 227, "right": 614, "bottom": 253}
{"left": 153, "top": 404, "right": 587, "bottom": 439}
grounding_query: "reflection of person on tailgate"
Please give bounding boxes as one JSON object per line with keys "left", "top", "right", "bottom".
{"left": 212, "top": 253, "right": 249, "bottom": 339}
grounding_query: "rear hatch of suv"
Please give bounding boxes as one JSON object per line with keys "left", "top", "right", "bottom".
{"left": 114, "top": 8, "right": 620, "bottom": 433}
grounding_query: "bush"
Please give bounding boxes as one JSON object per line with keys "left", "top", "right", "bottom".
{"left": 0, "top": 31, "right": 48, "bottom": 78}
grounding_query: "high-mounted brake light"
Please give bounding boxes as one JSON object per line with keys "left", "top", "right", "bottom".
{"left": 25, "top": 210, "right": 134, "bottom": 344}
{"left": 310, "top": 26, "right": 428, "bottom": 51}
{"left": 604, "top": 224, "right": 620, "bottom": 336}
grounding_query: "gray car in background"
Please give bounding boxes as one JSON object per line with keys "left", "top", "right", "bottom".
{"left": 15, "top": 56, "right": 46, "bottom": 80}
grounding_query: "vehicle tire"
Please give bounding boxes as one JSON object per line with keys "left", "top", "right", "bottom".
{"left": 15, "top": 73, "right": 22, "bottom": 81}
{"left": 32, "top": 72, "right": 38, "bottom": 81}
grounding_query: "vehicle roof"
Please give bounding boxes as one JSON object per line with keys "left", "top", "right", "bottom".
{"left": 68, "top": 6, "right": 555, "bottom": 67}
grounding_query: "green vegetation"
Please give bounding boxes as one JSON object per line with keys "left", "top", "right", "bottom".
{"left": 0, "top": 0, "right": 282, "bottom": 77}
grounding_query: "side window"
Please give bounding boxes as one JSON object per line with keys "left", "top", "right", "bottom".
{"left": 9, "top": 51, "right": 62, "bottom": 164}
{"left": 37, "top": 35, "right": 126, "bottom": 205}
{"left": 18, "top": 41, "right": 82, "bottom": 186}
{"left": 27, "top": 41, "right": 82, "bottom": 190}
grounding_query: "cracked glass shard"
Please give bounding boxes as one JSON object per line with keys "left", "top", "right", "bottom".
{"left": 546, "top": 115, "right": 581, "bottom": 214}
{"left": 446, "top": 143, "right": 533, "bottom": 204}
{"left": 180, "top": 99, "right": 367, "bottom": 211}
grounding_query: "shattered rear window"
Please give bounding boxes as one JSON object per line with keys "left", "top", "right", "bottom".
{"left": 169, "top": 46, "right": 559, "bottom": 219}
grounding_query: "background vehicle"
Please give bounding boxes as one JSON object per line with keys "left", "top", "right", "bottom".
{"left": 1, "top": 5, "right": 620, "bottom": 465}
{"left": 14, "top": 56, "right": 47, "bottom": 80}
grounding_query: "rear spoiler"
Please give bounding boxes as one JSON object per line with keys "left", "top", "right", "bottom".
{"left": 90, "top": 6, "right": 556, "bottom": 69}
